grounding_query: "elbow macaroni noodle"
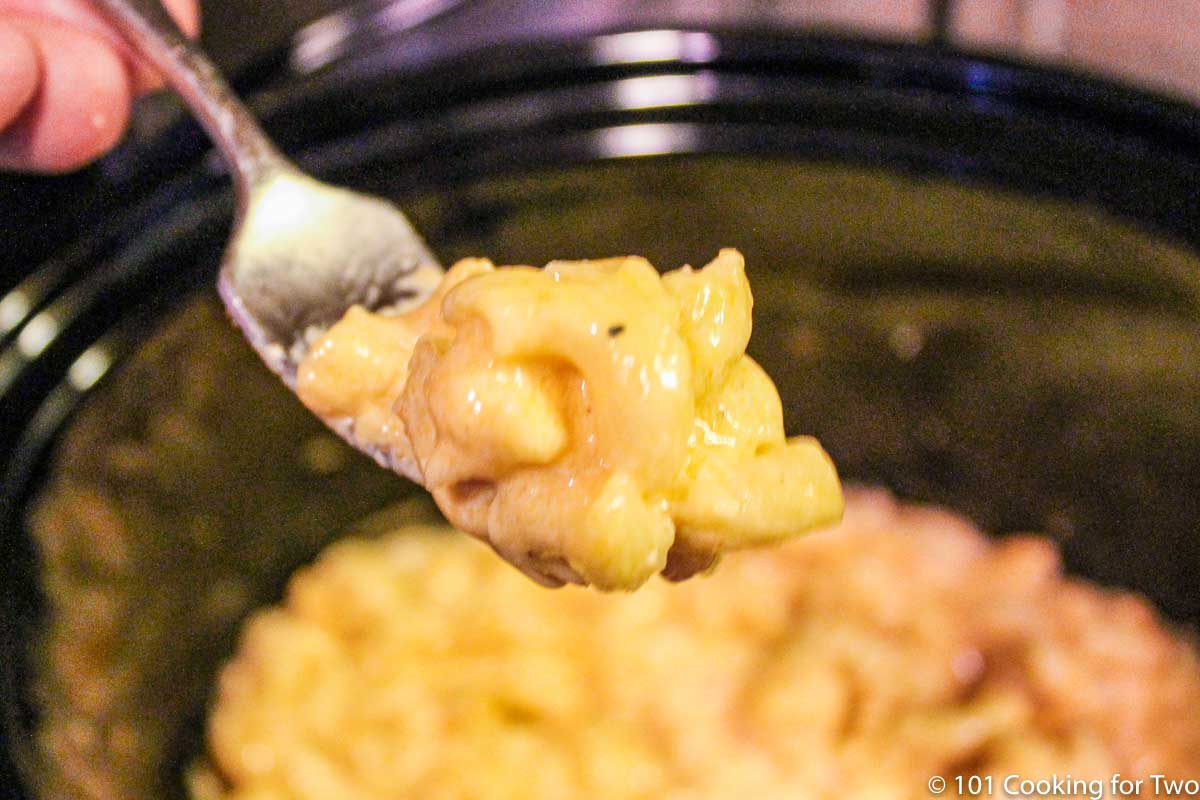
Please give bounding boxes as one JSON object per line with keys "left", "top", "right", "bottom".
{"left": 194, "top": 490, "right": 1200, "bottom": 800}
{"left": 297, "top": 249, "right": 843, "bottom": 589}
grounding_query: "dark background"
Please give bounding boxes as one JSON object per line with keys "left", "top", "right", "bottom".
{"left": 199, "top": 0, "right": 341, "bottom": 72}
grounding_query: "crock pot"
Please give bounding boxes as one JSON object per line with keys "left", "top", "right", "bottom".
{"left": 3, "top": 18, "right": 1200, "bottom": 800}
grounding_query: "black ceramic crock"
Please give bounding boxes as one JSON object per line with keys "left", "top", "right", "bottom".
{"left": 3, "top": 19, "right": 1200, "bottom": 800}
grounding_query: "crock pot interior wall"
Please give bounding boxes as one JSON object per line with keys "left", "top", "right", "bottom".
{"left": 4, "top": 30, "right": 1200, "bottom": 800}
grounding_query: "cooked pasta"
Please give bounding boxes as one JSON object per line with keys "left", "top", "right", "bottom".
{"left": 296, "top": 249, "right": 843, "bottom": 589}
{"left": 194, "top": 489, "right": 1200, "bottom": 800}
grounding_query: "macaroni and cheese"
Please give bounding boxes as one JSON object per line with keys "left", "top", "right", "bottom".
{"left": 296, "top": 250, "right": 843, "bottom": 589}
{"left": 193, "top": 489, "right": 1200, "bottom": 800}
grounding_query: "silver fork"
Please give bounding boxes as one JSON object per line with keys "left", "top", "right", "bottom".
{"left": 89, "top": 0, "right": 446, "bottom": 478}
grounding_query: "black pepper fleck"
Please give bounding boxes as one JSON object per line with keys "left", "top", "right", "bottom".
{"left": 607, "top": 324, "right": 626, "bottom": 337}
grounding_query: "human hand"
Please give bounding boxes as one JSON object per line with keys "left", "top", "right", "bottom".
{"left": 0, "top": 0, "right": 199, "bottom": 173}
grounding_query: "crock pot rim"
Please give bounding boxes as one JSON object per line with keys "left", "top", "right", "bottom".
{"left": 4, "top": 24, "right": 1200, "bottom": 799}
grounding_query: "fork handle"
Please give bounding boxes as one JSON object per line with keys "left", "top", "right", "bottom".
{"left": 89, "top": 0, "right": 292, "bottom": 194}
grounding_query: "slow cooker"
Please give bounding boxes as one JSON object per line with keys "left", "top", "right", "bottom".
{"left": 3, "top": 6, "right": 1200, "bottom": 798}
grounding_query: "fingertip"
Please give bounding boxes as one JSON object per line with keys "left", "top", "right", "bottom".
{"left": 165, "top": 0, "right": 202, "bottom": 39}
{"left": 0, "top": 22, "right": 131, "bottom": 174}
{"left": 131, "top": 0, "right": 201, "bottom": 93}
{"left": 0, "top": 20, "right": 40, "bottom": 130}
{"left": 130, "top": 60, "right": 164, "bottom": 94}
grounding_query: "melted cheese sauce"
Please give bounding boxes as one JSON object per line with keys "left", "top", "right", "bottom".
{"left": 196, "top": 491, "right": 1200, "bottom": 800}
{"left": 297, "top": 250, "right": 842, "bottom": 589}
